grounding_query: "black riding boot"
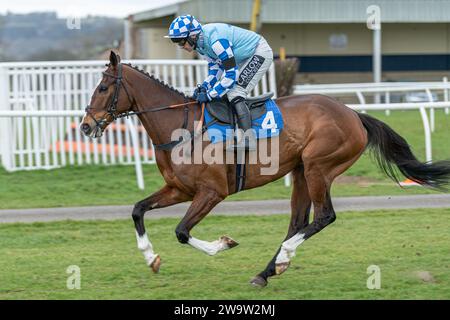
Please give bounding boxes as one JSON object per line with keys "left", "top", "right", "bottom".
{"left": 230, "top": 96, "right": 256, "bottom": 150}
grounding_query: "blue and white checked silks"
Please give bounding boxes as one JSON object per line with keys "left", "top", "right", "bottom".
{"left": 196, "top": 23, "right": 261, "bottom": 100}
{"left": 167, "top": 15, "right": 202, "bottom": 38}
{"left": 201, "top": 39, "right": 238, "bottom": 99}
{"left": 212, "top": 39, "right": 234, "bottom": 61}
{"left": 167, "top": 17, "right": 265, "bottom": 100}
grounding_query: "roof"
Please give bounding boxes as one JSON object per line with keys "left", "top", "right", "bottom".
{"left": 130, "top": 0, "right": 188, "bottom": 22}
{"left": 130, "top": 0, "right": 450, "bottom": 24}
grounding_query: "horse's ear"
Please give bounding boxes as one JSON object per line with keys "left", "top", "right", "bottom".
{"left": 109, "top": 50, "right": 119, "bottom": 67}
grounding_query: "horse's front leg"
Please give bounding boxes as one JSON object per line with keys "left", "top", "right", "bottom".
{"left": 175, "top": 188, "right": 238, "bottom": 255}
{"left": 132, "top": 185, "right": 191, "bottom": 272}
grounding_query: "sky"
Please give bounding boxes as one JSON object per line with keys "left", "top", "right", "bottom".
{"left": 0, "top": 0, "right": 185, "bottom": 18}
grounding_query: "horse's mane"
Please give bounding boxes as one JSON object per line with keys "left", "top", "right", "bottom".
{"left": 123, "top": 63, "right": 191, "bottom": 100}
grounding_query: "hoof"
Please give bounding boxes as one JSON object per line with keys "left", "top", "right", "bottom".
{"left": 150, "top": 255, "right": 161, "bottom": 273}
{"left": 250, "top": 276, "right": 267, "bottom": 288}
{"left": 220, "top": 235, "right": 239, "bottom": 249}
{"left": 275, "top": 262, "right": 290, "bottom": 275}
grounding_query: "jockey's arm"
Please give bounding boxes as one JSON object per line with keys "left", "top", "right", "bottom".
{"left": 207, "top": 39, "right": 238, "bottom": 100}
{"left": 201, "top": 55, "right": 224, "bottom": 90}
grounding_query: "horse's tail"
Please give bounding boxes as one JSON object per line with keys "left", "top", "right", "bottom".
{"left": 357, "top": 112, "right": 450, "bottom": 190}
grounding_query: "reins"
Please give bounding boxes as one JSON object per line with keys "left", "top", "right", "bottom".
{"left": 115, "top": 100, "right": 199, "bottom": 119}
{"left": 118, "top": 98, "right": 202, "bottom": 151}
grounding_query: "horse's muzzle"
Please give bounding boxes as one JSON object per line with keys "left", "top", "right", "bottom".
{"left": 80, "top": 123, "right": 92, "bottom": 135}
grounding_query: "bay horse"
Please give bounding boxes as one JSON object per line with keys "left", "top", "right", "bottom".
{"left": 80, "top": 51, "right": 450, "bottom": 287}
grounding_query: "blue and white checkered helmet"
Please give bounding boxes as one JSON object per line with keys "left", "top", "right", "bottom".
{"left": 165, "top": 15, "right": 202, "bottom": 38}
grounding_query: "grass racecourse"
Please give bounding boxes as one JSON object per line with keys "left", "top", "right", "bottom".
{"left": 0, "top": 110, "right": 449, "bottom": 300}
{"left": 0, "top": 209, "right": 449, "bottom": 299}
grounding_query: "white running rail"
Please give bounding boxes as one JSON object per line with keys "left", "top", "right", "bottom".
{"left": 0, "top": 60, "right": 277, "bottom": 189}
{"left": 293, "top": 79, "right": 450, "bottom": 161}
{"left": 282, "top": 81, "right": 450, "bottom": 187}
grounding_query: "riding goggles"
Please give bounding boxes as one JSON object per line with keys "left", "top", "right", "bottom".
{"left": 171, "top": 37, "right": 188, "bottom": 47}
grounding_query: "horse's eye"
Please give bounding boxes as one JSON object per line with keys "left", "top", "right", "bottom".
{"left": 99, "top": 84, "right": 108, "bottom": 93}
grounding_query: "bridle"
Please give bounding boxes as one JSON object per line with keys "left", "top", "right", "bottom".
{"left": 84, "top": 62, "right": 201, "bottom": 150}
{"left": 84, "top": 63, "right": 134, "bottom": 131}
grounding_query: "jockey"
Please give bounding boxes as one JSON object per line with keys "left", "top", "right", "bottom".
{"left": 165, "top": 14, "right": 274, "bottom": 148}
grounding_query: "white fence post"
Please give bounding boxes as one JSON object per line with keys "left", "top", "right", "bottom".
{"left": 444, "top": 77, "right": 449, "bottom": 115}
{"left": 126, "top": 117, "right": 145, "bottom": 190}
{"left": 425, "top": 88, "right": 435, "bottom": 133}
{"left": 268, "top": 63, "right": 277, "bottom": 98}
{"left": 419, "top": 107, "right": 433, "bottom": 163}
{"left": 384, "top": 91, "right": 390, "bottom": 116}
{"left": 0, "top": 65, "right": 12, "bottom": 171}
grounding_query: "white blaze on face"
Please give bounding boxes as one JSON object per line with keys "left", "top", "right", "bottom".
{"left": 135, "top": 232, "right": 158, "bottom": 266}
{"left": 276, "top": 233, "right": 305, "bottom": 264}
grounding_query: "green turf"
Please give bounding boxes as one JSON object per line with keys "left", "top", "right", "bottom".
{"left": 0, "top": 208, "right": 448, "bottom": 299}
{"left": 0, "top": 110, "right": 449, "bottom": 209}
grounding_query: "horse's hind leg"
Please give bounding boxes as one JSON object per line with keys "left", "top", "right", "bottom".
{"left": 175, "top": 188, "right": 239, "bottom": 255}
{"left": 251, "top": 134, "right": 365, "bottom": 287}
{"left": 132, "top": 185, "right": 191, "bottom": 272}
{"left": 273, "top": 160, "right": 337, "bottom": 271}
{"left": 251, "top": 165, "right": 312, "bottom": 287}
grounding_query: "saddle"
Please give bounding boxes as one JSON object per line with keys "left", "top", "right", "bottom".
{"left": 205, "top": 92, "right": 274, "bottom": 125}
{"left": 203, "top": 92, "right": 274, "bottom": 195}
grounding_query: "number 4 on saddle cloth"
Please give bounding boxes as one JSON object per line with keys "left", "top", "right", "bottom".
{"left": 203, "top": 93, "right": 284, "bottom": 144}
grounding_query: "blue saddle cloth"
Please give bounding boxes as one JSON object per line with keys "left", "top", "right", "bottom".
{"left": 204, "top": 99, "right": 284, "bottom": 144}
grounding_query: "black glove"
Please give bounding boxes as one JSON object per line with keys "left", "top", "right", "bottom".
{"left": 196, "top": 90, "right": 210, "bottom": 104}
{"left": 193, "top": 84, "right": 207, "bottom": 99}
